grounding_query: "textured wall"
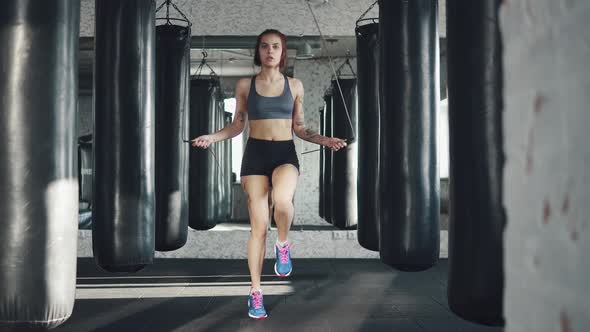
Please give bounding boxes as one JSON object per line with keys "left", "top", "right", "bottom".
{"left": 292, "top": 58, "right": 357, "bottom": 226}
{"left": 80, "top": 0, "right": 446, "bottom": 38}
{"left": 500, "top": 0, "right": 590, "bottom": 331}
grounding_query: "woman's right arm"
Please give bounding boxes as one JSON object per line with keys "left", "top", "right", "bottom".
{"left": 191, "top": 79, "right": 249, "bottom": 149}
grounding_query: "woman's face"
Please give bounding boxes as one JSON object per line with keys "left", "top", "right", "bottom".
{"left": 258, "top": 34, "right": 283, "bottom": 68}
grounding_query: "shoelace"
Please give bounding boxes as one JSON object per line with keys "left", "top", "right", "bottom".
{"left": 278, "top": 244, "right": 290, "bottom": 264}
{"left": 251, "top": 291, "right": 263, "bottom": 309}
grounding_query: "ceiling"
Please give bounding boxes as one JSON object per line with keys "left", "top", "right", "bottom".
{"left": 79, "top": 34, "right": 358, "bottom": 89}
{"left": 187, "top": 35, "right": 357, "bottom": 77}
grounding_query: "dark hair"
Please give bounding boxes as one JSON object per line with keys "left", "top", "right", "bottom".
{"left": 253, "top": 29, "right": 287, "bottom": 70}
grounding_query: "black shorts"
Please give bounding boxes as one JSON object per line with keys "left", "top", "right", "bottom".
{"left": 240, "top": 137, "right": 300, "bottom": 179}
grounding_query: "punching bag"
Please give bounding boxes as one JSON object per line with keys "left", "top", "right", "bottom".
{"left": 155, "top": 24, "right": 190, "bottom": 251}
{"left": 378, "top": 0, "right": 440, "bottom": 271}
{"left": 331, "top": 78, "right": 358, "bottom": 229}
{"left": 0, "top": 1, "right": 79, "bottom": 329}
{"left": 323, "top": 91, "right": 334, "bottom": 225}
{"left": 318, "top": 106, "right": 325, "bottom": 218}
{"left": 189, "top": 78, "right": 220, "bottom": 230}
{"left": 79, "top": 134, "right": 93, "bottom": 207}
{"left": 93, "top": 0, "right": 156, "bottom": 272}
{"left": 446, "top": 0, "right": 505, "bottom": 326}
{"left": 356, "top": 21, "right": 381, "bottom": 251}
{"left": 79, "top": 134, "right": 93, "bottom": 230}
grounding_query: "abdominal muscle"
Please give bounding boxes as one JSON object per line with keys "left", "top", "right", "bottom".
{"left": 248, "top": 118, "right": 293, "bottom": 141}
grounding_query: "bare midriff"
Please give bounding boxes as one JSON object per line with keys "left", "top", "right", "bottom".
{"left": 248, "top": 118, "right": 293, "bottom": 141}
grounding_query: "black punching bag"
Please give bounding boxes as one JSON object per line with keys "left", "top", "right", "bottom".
{"left": 93, "top": 0, "right": 156, "bottom": 272}
{"left": 0, "top": 1, "right": 79, "bottom": 329}
{"left": 378, "top": 0, "right": 440, "bottom": 271}
{"left": 155, "top": 24, "right": 190, "bottom": 251}
{"left": 189, "top": 78, "right": 220, "bottom": 230}
{"left": 356, "top": 21, "right": 381, "bottom": 251}
{"left": 331, "top": 78, "right": 358, "bottom": 229}
{"left": 79, "top": 134, "right": 93, "bottom": 207}
{"left": 318, "top": 107, "right": 325, "bottom": 218}
{"left": 323, "top": 92, "right": 334, "bottom": 224}
{"left": 79, "top": 134, "right": 93, "bottom": 230}
{"left": 446, "top": 0, "right": 505, "bottom": 326}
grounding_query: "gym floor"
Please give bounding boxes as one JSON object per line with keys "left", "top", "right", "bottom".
{"left": 54, "top": 258, "right": 503, "bottom": 332}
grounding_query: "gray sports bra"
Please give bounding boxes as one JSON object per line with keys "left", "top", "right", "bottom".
{"left": 247, "top": 74, "right": 294, "bottom": 120}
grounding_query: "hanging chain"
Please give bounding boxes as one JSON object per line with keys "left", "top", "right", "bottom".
{"left": 155, "top": 0, "right": 167, "bottom": 13}
{"left": 156, "top": 0, "right": 191, "bottom": 27}
{"left": 194, "top": 51, "right": 218, "bottom": 78}
{"left": 357, "top": 1, "right": 378, "bottom": 22}
{"left": 335, "top": 52, "right": 356, "bottom": 77}
{"left": 166, "top": 0, "right": 170, "bottom": 23}
{"left": 170, "top": 1, "right": 190, "bottom": 23}
{"left": 305, "top": 0, "right": 356, "bottom": 141}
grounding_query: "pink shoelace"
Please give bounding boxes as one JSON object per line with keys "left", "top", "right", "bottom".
{"left": 277, "top": 243, "right": 290, "bottom": 263}
{"left": 251, "top": 291, "right": 263, "bottom": 309}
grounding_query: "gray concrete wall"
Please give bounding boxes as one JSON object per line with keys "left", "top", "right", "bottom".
{"left": 80, "top": 0, "right": 445, "bottom": 38}
{"left": 500, "top": 0, "right": 590, "bottom": 331}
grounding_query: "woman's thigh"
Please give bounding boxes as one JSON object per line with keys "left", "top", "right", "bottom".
{"left": 241, "top": 175, "right": 271, "bottom": 227}
{"left": 271, "top": 164, "right": 299, "bottom": 205}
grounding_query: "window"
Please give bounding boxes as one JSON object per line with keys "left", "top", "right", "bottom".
{"left": 224, "top": 97, "right": 243, "bottom": 182}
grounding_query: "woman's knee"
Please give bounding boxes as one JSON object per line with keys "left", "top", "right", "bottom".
{"left": 273, "top": 197, "right": 293, "bottom": 215}
{"left": 247, "top": 196, "right": 270, "bottom": 213}
{"left": 250, "top": 226, "right": 268, "bottom": 240}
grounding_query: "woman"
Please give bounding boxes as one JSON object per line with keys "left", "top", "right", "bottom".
{"left": 191, "top": 29, "right": 347, "bottom": 319}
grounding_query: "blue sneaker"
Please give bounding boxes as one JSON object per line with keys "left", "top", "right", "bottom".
{"left": 274, "top": 241, "right": 292, "bottom": 277}
{"left": 248, "top": 289, "right": 267, "bottom": 319}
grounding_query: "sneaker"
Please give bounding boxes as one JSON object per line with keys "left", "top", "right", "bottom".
{"left": 274, "top": 241, "right": 293, "bottom": 277}
{"left": 248, "top": 289, "right": 268, "bottom": 319}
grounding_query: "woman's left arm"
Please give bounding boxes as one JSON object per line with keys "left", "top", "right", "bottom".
{"left": 292, "top": 79, "right": 347, "bottom": 151}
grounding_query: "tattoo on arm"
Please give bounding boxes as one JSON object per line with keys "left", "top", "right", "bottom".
{"left": 226, "top": 110, "right": 246, "bottom": 137}
{"left": 304, "top": 128, "right": 319, "bottom": 138}
{"left": 295, "top": 118, "right": 305, "bottom": 126}
{"left": 299, "top": 126, "right": 327, "bottom": 145}
{"left": 237, "top": 111, "right": 245, "bottom": 123}
{"left": 293, "top": 85, "right": 326, "bottom": 145}
{"left": 297, "top": 96, "right": 304, "bottom": 107}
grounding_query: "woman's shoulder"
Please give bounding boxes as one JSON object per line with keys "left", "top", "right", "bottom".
{"left": 235, "top": 77, "right": 252, "bottom": 96}
{"left": 286, "top": 76, "right": 302, "bottom": 85}
{"left": 286, "top": 76, "right": 303, "bottom": 92}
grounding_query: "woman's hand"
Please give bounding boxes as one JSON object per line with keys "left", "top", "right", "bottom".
{"left": 325, "top": 137, "right": 347, "bottom": 152}
{"left": 191, "top": 134, "right": 215, "bottom": 149}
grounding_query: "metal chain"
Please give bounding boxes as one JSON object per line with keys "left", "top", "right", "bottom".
{"left": 194, "top": 51, "right": 218, "bottom": 78}
{"left": 155, "top": 0, "right": 167, "bottom": 13}
{"left": 358, "top": 1, "right": 378, "bottom": 22}
{"left": 166, "top": 0, "right": 170, "bottom": 23}
{"left": 170, "top": 1, "right": 191, "bottom": 23}
{"left": 156, "top": 0, "right": 191, "bottom": 26}
{"left": 335, "top": 55, "right": 356, "bottom": 77}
